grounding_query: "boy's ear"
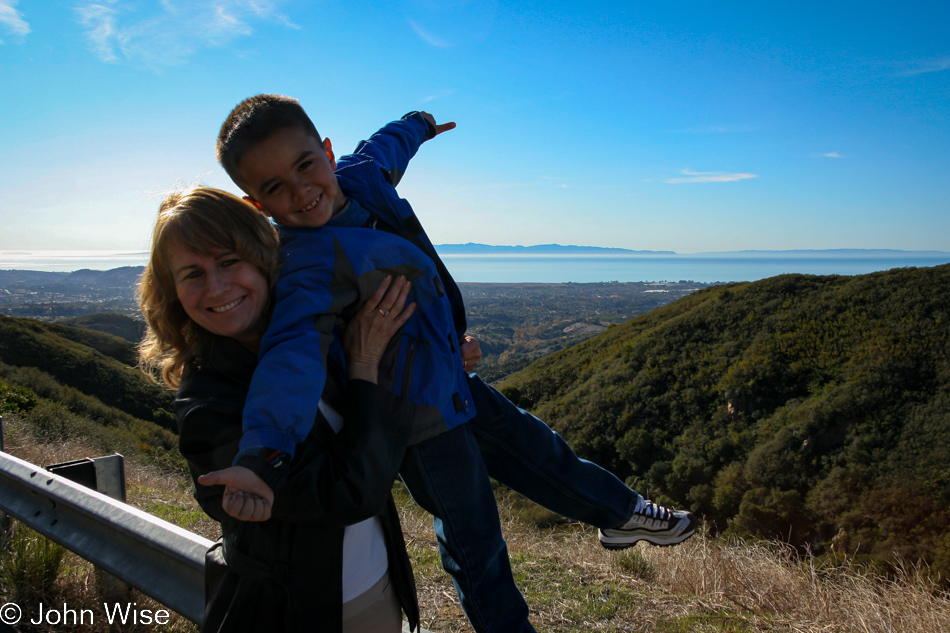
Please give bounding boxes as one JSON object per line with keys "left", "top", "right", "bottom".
{"left": 243, "top": 195, "right": 272, "bottom": 218}
{"left": 323, "top": 138, "right": 337, "bottom": 170}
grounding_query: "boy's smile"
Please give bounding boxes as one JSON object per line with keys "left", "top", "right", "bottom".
{"left": 236, "top": 126, "right": 347, "bottom": 229}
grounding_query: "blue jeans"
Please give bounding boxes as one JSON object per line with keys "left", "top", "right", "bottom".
{"left": 400, "top": 422, "right": 535, "bottom": 633}
{"left": 398, "top": 375, "right": 639, "bottom": 633}
{"left": 467, "top": 376, "right": 639, "bottom": 528}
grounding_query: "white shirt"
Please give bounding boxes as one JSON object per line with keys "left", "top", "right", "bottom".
{"left": 317, "top": 399, "right": 389, "bottom": 603}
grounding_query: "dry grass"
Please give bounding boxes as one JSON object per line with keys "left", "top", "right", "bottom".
{"left": 649, "top": 534, "right": 950, "bottom": 632}
{"left": 4, "top": 415, "right": 949, "bottom": 633}
{"left": 397, "top": 490, "right": 950, "bottom": 633}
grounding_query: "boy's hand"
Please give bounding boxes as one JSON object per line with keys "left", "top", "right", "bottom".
{"left": 221, "top": 489, "right": 272, "bottom": 522}
{"left": 460, "top": 334, "right": 482, "bottom": 372}
{"left": 198, "top": 466, "right": 275, "bottom": 522}
{"left": 419, "top": 111, "right": 456, "bottom": 137}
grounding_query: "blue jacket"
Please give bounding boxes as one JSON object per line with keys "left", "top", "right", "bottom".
{"left": 335, "top": 113, "right": 468, "bottom": 339}
{"left": 239, "top": 117, "right": 476, "bottom": 459}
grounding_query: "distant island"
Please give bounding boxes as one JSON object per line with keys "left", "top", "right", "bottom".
{"left": 434, "top": 244, "right": 950, "bottom": 258}
{"left": 436, "top": 243, "right": 676, "bottom": 255}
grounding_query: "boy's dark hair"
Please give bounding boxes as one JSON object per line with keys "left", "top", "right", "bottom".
{"left": 216, "top": 94, "right": 321, "bottom": 184}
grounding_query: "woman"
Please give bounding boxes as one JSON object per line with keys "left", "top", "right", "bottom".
{"left": 138, "top": 186, "right": 420, "bottom": 633}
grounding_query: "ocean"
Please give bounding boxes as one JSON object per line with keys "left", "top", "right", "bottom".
{"left": 2, "top": 250, "right": 948, "bottom": 284}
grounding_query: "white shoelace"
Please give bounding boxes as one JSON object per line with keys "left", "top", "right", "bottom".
{"left": 637, "top": 500, "right": 672, "bottom": 520}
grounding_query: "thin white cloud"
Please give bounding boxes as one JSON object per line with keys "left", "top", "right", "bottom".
{"left": 0, "top": 0, "right": 31, "bottom": 39}
{"left": 898, "top": 56, "right": 950, "bottom": 77}
{"left": 665, "top": 169, "right": 758, "bottom": 184}
{"left": 75, "top": 1, "right": 119, "bottom": 62}
{"left": 74, "top": 0, "right": 296, "bottom": 67}
{"left": 408, "top": 18, "right": 452, "bottom": 48}
{"left": 822, "top": 152, "right": 844, "bottom": 158}
{"left": 421, "top": 89, "right": 456, "bottom": 103}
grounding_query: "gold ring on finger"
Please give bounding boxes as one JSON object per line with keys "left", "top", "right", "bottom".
{"left": 378, "top": 308, "right": 390, "bottom": 317}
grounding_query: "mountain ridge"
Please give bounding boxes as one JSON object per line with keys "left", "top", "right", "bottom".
{"left": 498, "top": 263, "right": 950, "bottom": 571}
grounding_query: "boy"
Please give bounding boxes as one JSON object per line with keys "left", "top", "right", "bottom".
{"left": 210, "top": 95, "right": 697, "bottom": 633}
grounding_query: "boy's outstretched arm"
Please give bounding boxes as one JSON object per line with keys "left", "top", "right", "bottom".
{"left": 198, "top": 466, "right": 275, "bottom": 522}
{"left": 343, "top": 111, "right": 454, "bottom": 187}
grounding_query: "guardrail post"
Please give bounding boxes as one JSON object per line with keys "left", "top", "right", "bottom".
{"left": 47, "top": 454, "right": 130, "bottom": 603}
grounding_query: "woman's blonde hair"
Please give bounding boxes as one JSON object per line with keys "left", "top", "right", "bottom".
{"left": 138, "top": 186, "right": 281, "bottom": 388}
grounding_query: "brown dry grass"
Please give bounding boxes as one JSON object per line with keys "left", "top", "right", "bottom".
{"left": 4, "top": 415, "right": 949, "bottom": 633}
{"left": 644, "top": 533, "right": 950, "bottom": 633}
{"left": 397, "top": 489, "right": 950, "bottom": 633}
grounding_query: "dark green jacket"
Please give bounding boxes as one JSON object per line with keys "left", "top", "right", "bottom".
{"left": 175, "top": 336, "right": 419, "bottom": 632}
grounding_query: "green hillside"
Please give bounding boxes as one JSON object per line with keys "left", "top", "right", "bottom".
{"left": 63, "top": 312, "right": 147, "bottom": 345}
{"left": 0, "top": 315, "right": 174, "bottom": 428}
{"left": 499, "top": 265, "right": 950, "bottom": 570}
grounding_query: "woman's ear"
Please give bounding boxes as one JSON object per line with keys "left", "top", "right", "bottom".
{"left": 323, "top": 137, "right": 337, "bottom": 170}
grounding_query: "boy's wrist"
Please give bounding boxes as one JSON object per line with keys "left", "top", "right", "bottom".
{"left": 402, "top": 111, "right": 436, "bottom": 140}
{"left": 235, "top": 448, "right": 290, "bottom": 494}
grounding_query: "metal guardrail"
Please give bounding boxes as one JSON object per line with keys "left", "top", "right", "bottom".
{"left": 0, "top": 445, "right": 431, "bottom": 631}
{"left": 0, "top": 450, "right": 213, "bottom": 624}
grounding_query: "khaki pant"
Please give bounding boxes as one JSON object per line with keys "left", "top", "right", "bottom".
{"left": 341, "top": 572, "right": 402, "bottom": 633}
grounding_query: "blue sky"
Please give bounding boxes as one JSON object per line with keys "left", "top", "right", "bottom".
{"left": 1, "top": 0, "right": 948, "bottom": 253}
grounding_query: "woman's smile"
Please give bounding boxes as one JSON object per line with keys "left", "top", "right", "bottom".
{"left": 167, "top": 239, "right": 269, "bottom": 350}
{"left": 210, "top": 296, "right": 246, "bottom": 313}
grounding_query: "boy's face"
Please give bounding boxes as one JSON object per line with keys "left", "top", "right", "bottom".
{"left": 236, "top": 126, "right": 347, "bottom": 229}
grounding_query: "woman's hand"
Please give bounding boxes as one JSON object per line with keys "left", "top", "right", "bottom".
{"left": 341, "top": 275, "right": 416, "bottom": 383}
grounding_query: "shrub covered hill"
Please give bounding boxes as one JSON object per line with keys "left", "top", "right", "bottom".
{"left": 498, "top": 264, "right": 950, "bottom": 571}
{"left": 0, "top": 314, "right": 174, "bottom": 428}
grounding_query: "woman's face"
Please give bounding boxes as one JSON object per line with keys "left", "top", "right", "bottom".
{"left": 167, "top": 239, "right": 270, "bottom": 351}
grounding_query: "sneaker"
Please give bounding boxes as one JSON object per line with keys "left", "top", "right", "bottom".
{"left": 599, "top": 500, "right": 697, "bottom": 549}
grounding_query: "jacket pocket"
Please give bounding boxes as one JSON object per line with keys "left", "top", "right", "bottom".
{"left": 400, "top": 336, "right": 429, "bottom": 397}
